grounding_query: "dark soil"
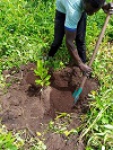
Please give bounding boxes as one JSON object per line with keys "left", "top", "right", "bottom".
{"left": 0, "top": 62, "right": 98, "bottom": 150}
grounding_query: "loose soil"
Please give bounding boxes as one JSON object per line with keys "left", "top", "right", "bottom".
{"left": 0, "top": 62, "right": 98, "bottom": 150}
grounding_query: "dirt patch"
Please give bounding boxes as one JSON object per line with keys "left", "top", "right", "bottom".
{"left": 0, "top": 62, "right": 98, "bottom": 150}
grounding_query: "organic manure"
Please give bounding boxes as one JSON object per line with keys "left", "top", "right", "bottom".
{"left": 0, "top": 62, "right": 98, "bottom": 150}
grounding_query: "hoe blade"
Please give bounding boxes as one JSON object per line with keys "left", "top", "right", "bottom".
{"left": 72, "top": 88, "right": 83, "bottom": 103}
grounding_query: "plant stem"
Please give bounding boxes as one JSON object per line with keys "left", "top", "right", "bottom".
{"left": 79, "top": 104, "right": 110, "bottom": 141}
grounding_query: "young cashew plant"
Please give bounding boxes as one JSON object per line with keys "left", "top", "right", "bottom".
{"left": 34, "top": 59, "right": 51, "bottom": 93}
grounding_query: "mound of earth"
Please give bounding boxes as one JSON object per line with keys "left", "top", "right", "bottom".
{"left": 0, "top": 62, "right": 98, "bottom": 150}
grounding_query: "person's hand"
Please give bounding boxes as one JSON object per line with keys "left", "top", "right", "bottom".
{"left": 78, "top": 62, "right": 92, "bottom": 76}
{"left": 102, "top": 3, "right": 113, "bottom": 15}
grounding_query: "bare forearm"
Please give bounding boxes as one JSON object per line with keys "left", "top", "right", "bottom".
{"left": 66, "top": 41, "right": 82, "bottom": 65}
{"left": 65, "top": 30, "right": 92, "bottom": 73}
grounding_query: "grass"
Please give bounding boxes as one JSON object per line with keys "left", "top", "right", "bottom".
{"left": 83, "top": 43, "right": 113, "bottom": 149}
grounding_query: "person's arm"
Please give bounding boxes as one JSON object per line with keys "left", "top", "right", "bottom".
{"left": 65, "top": 29, "right": 92, "bottom": 73}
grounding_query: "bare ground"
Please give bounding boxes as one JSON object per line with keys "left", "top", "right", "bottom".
{"left": 0, "top": 62, "right": 98, "bottom": 150}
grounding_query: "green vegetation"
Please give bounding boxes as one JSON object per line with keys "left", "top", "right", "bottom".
{"left": 0, "top": 124, "right": 24, "bottom": 150}
{"left": 48, "top": 113, "right": 78, "bottom": 137}
{"left": 34, "top": 60, "right": 51, "bottom": 88}
{"left": 82, "top": 44, "right": 113, "bottom": 149}
{"left": 0, "top": 0, "right": 113, "bottom": 149}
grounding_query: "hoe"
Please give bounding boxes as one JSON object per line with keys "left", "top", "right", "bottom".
{"left": 72, "top": 14, "right": 111, "bottom": 104}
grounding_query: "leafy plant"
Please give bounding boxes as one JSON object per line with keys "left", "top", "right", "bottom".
{"left": 0, "top": 125, "right": 18, "bottom": 150}
{"left": 0, "top": 132, "right": 17, "bottom": 150}
{"left": 80, "top": 44, "right": 113, "bottom": 149}
{"left": 34, "top": 60, "right": 51, "bottom": 88}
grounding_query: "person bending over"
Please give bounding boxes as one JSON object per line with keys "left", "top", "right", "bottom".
{"left": 48, "top": 0, "right": 113, "bottom": 74}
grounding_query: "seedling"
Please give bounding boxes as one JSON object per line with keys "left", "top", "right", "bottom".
{"left": 34, "top": 59, "right": 51, "bottom": 90}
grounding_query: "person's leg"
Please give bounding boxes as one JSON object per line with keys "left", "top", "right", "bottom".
{"left": 48, "top": 10, "right": 65, "bottom": 57}
{"left": 76, "top": 12, "right": 87, "bottom": 63}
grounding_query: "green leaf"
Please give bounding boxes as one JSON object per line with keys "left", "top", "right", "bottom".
{"left": 45, "top": 81, "right": 50, "bottom": 86}
{"left": 44, "top": 75, "right": 51, "bottom": 81}
{"left": 34, "top": 69, "right": 41, "bottom": 76}
{"left": 102, "top": 118, "right": 109, "bottom": 124}
{"left": 104, "top": 124, "right": 113, "bottom": 130}
{"left": 64, "top": 130, "right": 70, "bottom": 137}
{"left": 41, "top": 71, "right": 48, "bottom": 79}
{"left": 69, "top": 129, "right": 78, "bottom": 134}
{"left": 37, "top": 60, "right": 43, "bottom": 70}
{"left": 35, "top": 79, "right": 43, "bottom": 86}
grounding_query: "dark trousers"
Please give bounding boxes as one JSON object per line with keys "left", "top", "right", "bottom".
{"left": 48, "top": 10, "right": 87, "bottom": 63}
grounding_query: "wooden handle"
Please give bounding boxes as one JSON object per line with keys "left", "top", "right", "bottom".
{"left": 81, "top": 15, "right": 110, "bottom": 88}
{"left": 89, "top": 15, "right": 110, "bottom": 67}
